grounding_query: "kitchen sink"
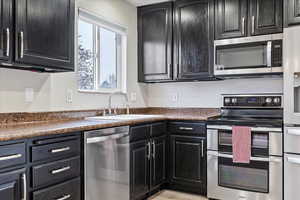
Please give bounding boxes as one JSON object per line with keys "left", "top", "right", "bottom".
{"left": 86, "top": 114, "right": 162, "bottom": 121}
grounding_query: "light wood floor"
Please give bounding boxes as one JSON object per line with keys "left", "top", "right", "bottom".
{"left": 148, "top": 190, "right": 208, "bottom": 200}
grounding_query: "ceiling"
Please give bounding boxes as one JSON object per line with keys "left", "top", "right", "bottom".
{"left": 125, "top": 0, "right": 172, "bottom": 6}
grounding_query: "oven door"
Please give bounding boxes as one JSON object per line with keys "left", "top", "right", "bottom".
{"left": 218, "top": 129, "right": 269, "bottom": 156}
{"left": 207, "top": 151, "right": 282, "bottom": 200}
{"left": 207, "top": 125, "right": 282, "bottom": 157}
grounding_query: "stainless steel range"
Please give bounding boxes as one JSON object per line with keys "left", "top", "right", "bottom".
{"left": 207, "top": 94, "right": 283, "bottom": 200}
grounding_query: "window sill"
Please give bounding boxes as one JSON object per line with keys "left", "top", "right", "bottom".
{"left": 78, "top": 89, "right": 125, "bottom": 94}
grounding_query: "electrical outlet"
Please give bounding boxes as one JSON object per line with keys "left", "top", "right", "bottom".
{"left": 66, "top": 89, "right": 73, "bottom": 103}
{"left": 25, "top": 88, "right": 34, "bottom": 103}
{"left": 171, "top": 93, "right": 179, "bottom": 102}
{"left": 130, "top": 92, "right": 137, "bottom": 102}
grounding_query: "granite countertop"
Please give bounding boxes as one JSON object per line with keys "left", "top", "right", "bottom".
{"left": 0, "top": 108, "right": 220, "bottom": 142}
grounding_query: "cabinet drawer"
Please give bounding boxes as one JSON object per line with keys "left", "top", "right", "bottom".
{"left": 0, "top": 142, "right": 26, "bottom": 169}
{"left": 31, "top": 138, "right": 80, "bottom": 162}
{"left": 168, "top": 122, "right": 206, "bottom": 136}
{"left": 151, "top": 122, "right": 167, "bottom": 137}
{"left": 130, "top": 124, "right": 151, "bottom": 142}
{"left": 32, "top": 156, "right": 80, "bottom": 188}
{"left": 33, "top": 178, "right": 81, "bottom": 200}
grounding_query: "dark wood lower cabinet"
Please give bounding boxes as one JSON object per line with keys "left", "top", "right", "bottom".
{"left": 169, "top": 135, "right": 206, "bottom": 195}
{"left": 130, "top": 123, "right": 167, "bottom": 200}
{"left": 151, "top": 136, "right": 167, "bottom": 188}
{"left": 0, "top": 168, "right": 26, "bottom": 200}
{"left": 130, "top": 140, "right": 150, "bottom": 200}
{"left": 130, "top": 136, "right": 168, "bottom": 200}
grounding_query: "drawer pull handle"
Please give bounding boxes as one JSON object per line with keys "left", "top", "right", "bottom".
{"left": 50, "top": 147, "right": 70, "bottom": 153}
{"left": 56, "top": 194, "right": 71, "bottom": 200}
{"left": 179, "top": 127, "right": 194, "bottom": 131}
{"left": 0, "top": 153, "right": 22, "bottom": 161}
{"left": 51, "top": 166, "right": 71, "bottom": 174}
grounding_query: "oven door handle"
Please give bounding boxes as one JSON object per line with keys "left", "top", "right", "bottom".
{"left": 208, "top": 152, "right": 282, "bottom": 163}
{"left": 217, "top": 153, "right": 270, "bottom": 162}
{"left": 207, "top": 125, "right": 282, "bottom": 133}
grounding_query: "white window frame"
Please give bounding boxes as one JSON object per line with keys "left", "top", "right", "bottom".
{"left": 77, "top": 8, "right": 127, "bottom": 94}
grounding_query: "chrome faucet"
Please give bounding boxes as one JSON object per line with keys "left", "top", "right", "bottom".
{"left": 108, "top": 92, "right": 130, "bottom": 115}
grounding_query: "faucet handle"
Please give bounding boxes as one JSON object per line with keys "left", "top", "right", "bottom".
{"left": 113, "top": 107, "right": 118, "bottom": 115}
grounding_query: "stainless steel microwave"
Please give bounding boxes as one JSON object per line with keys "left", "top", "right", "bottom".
{"left": 214, "top": 34, "right": 283, "bottom": 77}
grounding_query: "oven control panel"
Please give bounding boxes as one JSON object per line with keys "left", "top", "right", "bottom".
{"left": 223, "top": 95, "right": 282, "bottom": 107}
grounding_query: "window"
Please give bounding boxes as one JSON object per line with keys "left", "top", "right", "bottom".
{"left": 77, "top": 9, "right": 127, "bottom": 93}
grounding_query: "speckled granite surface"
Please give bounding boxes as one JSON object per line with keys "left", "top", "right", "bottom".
{"left": 0, "top": 108, "right": 220, "bottom": 141}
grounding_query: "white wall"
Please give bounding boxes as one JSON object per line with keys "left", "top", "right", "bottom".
{"left": 0, "top": 0, "right": 284, "bottom": 113}
{"left": 0, "top": 0, "right": 148, "bottom": 113}
{"left": 147, "top": 78, "right": 283, "bottom": 108}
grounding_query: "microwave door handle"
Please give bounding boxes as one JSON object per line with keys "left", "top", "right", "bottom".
{"left": 267, "top": 41, "right": 272, "bottom": 68}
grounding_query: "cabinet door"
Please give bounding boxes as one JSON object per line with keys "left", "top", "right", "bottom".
{"left": 15, "top": 0, "right": 75, "bottom": 70}
{"left": 249, "top": 0, "right": 283, "bottom": 36}
{"left": 0, "top": 168, "right": 26, "bottom": 200}
{"left": 138, "top": 2, "right": 173, "bottom": 82}
{"left": 0, "top": 0, "right": 13, "bottom": 61}
{"left": 286, "top": 0, "right": 300, "bottom": 26}
{"left": 215, "top": 0, "right": 248, "bottom": 39}
{"left": 130, "top": 140, "right": 150, "bottom": 200}
{"left": 174, "top": 0, "right": 214, "bottom": 80}
{"left": 151, "top": 136, "right": 167, "bottom": 188}
{"left": 170, "top": 135, "right": 206, "bottom": 194}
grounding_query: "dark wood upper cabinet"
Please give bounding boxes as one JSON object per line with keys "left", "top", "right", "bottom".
{"left": 285, "top": 0, "right": 300, "bottom": 26}
{"left": 138, "top": 2, "right": 173, "bottom": 82}
{"left": 15, "top": 0, "right": 75, "bottom": 71}
{"left": 174, "top": 0, "right": 214, "bottom": 80}
{"left": 215, "top": 0, "right": 248, "bottom": 39}
{"left": 0, "top": 0, "right": 13, "bottom": 62}
{"left": 249, "top": 0, "right": 283, "bottom": 36}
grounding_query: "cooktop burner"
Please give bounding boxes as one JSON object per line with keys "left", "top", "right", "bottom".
{"left": 208, "top": 116, "right": 283, "bottom": 127}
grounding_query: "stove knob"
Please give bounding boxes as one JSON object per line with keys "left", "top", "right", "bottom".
{"left": 231, "top": 98, "right": 238, "bottom": 104}
{"left": 274, "top": 97, "right": 281, "bottom": 104}
{"left": 224, "top": 98, "right": 231, "bottom": 104}
{"left": 265, "top": 97, "right": 273, "bottom": 104}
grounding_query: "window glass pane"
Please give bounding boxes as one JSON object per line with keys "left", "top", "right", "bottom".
{"left": 99, "top": 28, "right": 117, "bottom": 89}
{"left": 78, "top": 19, "right": 95, "bottom": 90}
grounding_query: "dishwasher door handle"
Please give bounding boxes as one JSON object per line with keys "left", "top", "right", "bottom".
{"left": 86, "top": 132, "right": 128, "bottom": 144}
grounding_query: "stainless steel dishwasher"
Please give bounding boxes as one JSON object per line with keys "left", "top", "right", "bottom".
{"left": 84, "top": 126, "right": 130, "bottom": 200}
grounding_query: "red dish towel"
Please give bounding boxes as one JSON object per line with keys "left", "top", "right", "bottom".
{"left": 232, "top": 126, "right": 251, "bottom": 163}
